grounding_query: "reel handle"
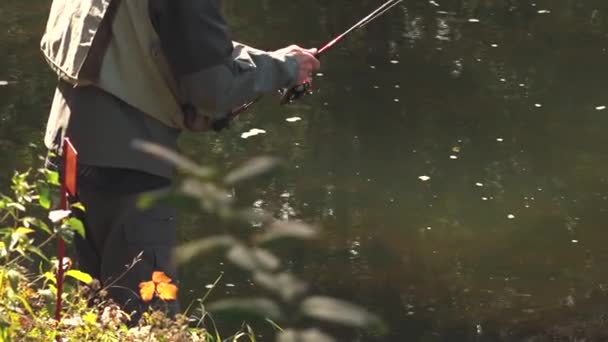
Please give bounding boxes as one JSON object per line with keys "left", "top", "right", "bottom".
{"left": 279, "top": 81, "right": 313, "bottom": 105}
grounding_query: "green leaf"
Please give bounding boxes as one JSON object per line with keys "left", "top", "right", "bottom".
{"left": 57, "top": 226, "right": 74, "bottom": 244}
{"left": 137, "top": 191, "right": 198, "bottom": 211}
{"left": 174, "top": 236, "right": 236, "bottom": 265}
{"left": 47, "top": 284, "right": 57, "bottom": 296}
{"left": 300, "top": 296, "right": 382, "bottom": 329}
{"left": 15, "top": 227, "right": 34, "bottom": 235}
{"left": 16, "top": 295, "right": 35, "bottom": 317}
{"left": 6, "top": 269, "right": 24, "bottom": 290}
{"left": 28, "top": 246, "right": 49, "bottom": 262}
{"left": 65, "top": 217, "right": 85, "bottom": 238}
{"left": 207, "top": 298, "right": 282, "bottom": 321}
{"left": 0, "top": 320, "right": 10, "bottom": 342}
{"left": 36, "top": 181, "right": 51, "bottom": 209}
{"left": 43, "top": 272, "right": 56, "bottom": 284}
{"left": 65, "top": 270, "right": 93, "bottom": 284}
{"left": 253, "top": 272, "right": 307, "bottom": 302}
{"left": 132, "top": 140, "right": 215, "bottom": 178}
{"left": 83, "top": 312, "right": 97, "bottom": 325}
{"left": 23, "top": 217, "right": 51, "bottom": 235}
{"left": 7, "top": 203, "right": 26, "bottom": 212}
{"left": 45, "top": 170, "right": 60, "bottom": 186}
{"left": 224, "top": 157, "right": 280, "bottom": 184}
{"left": 257, "top": 221, "right": 318, "bottom": 243}
{"left": 70, "top": 202, "right": 86, "bottom": 213}
{"left": 180, "top": 179, "right": 232, "bottom": 209}
{"left": 277, "top": 329, "right": 335, "bottom": 342}
{"left": 227, "top": 245, "right": 280, "bottom": 272}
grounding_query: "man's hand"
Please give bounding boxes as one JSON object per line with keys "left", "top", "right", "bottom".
{"left": 275, "top": 45, "right": 321, "bottom": 84}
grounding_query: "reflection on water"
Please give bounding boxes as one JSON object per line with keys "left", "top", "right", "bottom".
{"left": 3, "top": 0, "right": 608, "bottom": 340}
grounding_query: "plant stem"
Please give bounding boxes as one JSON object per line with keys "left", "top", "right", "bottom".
{"left": 6, "top": 233, "right": 57, "bottom": 268}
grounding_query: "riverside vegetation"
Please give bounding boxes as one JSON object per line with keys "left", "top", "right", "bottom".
{"left": 0, "top": 142, "right": 384, "bottom": 341}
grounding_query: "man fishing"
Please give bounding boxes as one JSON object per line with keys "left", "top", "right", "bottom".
{"left": 41, "top": 0, "right": 320, "bottom": 320}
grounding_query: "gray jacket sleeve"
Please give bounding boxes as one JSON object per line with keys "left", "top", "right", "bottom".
{"left": 149, "top": 0, "right": 299, "bottom": 120}
{"left": 179, "top": 42, "right": 299, "bottom": 120}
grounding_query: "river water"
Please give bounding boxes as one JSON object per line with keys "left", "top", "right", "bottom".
{"left": 2, "top": 0, "right": 608, "bottom": 340}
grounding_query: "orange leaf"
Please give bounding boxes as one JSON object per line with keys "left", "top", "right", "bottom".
{"left": 156, "top": 282, "right": 178, "bottom": 301}
{"left": 139, "top": 281, "right": 156, "bottom": 303}
{"left": 152, "top": 271, "right": 172, "bottom": 284}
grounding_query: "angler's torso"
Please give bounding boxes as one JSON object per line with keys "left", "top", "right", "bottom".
{"left": 42, "top": 0, "right": 185, "bottom": 179}
{"left": 41, "top": 0, "right": 187, "bottom": 130}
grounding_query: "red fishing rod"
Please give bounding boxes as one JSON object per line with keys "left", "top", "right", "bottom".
{"left": 212, "top": 0, "right": 403, "bottom": 131}
{"left": 280, "top": 0, "right": 403, "bottom": 105}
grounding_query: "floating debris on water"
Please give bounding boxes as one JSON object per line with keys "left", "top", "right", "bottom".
{"left": 537, "top": 10, "right": 551, "bottom": 14}
{"left": 496, "top": 137, "right": 504, "bottom": 142}
{"left": 316, "top": 72, "right": 324, "bottom": 77}
{"left": 0, "top": 81, "right": 8, "bottom": 86}
{"left": 475, "top": 182, "right": 484, "bottom": 187}
{"left": 468, "top": 18, "right": 480, "bottom": 23}
{"left": 395, "top": 84, "right": 400, "bottom": 89}
{"left": 534, "top": 103, "right": 542, "bottom": 108}
{"left": 571, "top": 239, "right": 579, "bottom": 244}
{"left": 419, "top": 175, "right": 431, "bottom": 182}
{"left": 426, "top": 226, "right": 432, "bottom": 230}
{"left": 596, "top": 105, "right": 606, "bottom": 111}
{"left": 449, "top": 155, "right": 458, "bottom": 160}
{"left": 226, "top": 283, "right": 236, "bottom": 287}
{"left": 390, "top": 60, "right": 399, "bottom": 64}
{"left": 507, "top": 214, "right": 515, "bottom": 219}
{"left": 205, "top": 284, "right": 215, "bottom": 289}
{"left": 491, "top": 43, "right": 498, "bottom": 48}
{"left": 394, "top": 98, "right": 400, "bottom": 102}
{"left": 481, "top": 197, "right": 488, "bottom": 201}
{"left": 241, "top": 128, "right": 266, "bottom": 139}
{"left": 500, "top": 78, "right": 506, "bottom": 82}
{"left": 429, "top": 0, "right": 440, "bottom": 7}
{"left": 280, "top": 192, "right": 290, "bottom": 198}
{"left": 285, "top": 117, "right": 302, "bottom": 123}
{"left": 373, "top": 85, "right": 380, "bottom": 89}
{"left": 370, "top": 65, "right": 376, "bottom": 69}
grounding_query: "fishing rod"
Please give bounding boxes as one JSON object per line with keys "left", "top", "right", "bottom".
{"left": 212, "top": 0, "right": 403, "bottom": 131}
{"left": 280, "top": 0, "right": 403, "bottom": 105}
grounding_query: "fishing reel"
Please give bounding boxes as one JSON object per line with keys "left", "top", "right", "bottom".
{"left": 279, "top": 81, "right": 313, "bottom": 105}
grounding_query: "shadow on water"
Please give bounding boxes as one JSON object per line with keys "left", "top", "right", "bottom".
{"left": 3, "top": 0, "right": 608, "bottom": 340}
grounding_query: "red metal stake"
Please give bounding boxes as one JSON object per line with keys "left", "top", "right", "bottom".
{"left": 55, "top": 137, "right": 77, "bottom": 322}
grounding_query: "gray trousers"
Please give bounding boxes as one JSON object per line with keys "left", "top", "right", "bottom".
{"left": 72, "top": 173, "right": 179, "bottom": 321}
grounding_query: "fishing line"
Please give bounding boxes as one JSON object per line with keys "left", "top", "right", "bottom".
{"left": 318, "top": 0, "right": 402, "bottom": 54}
{"left": 358, "top": 0, "right": 403, "bottom": 30}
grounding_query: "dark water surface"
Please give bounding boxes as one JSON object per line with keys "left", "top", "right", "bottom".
{"left": 2, "top": 0, "right": 608, "bottom": 340}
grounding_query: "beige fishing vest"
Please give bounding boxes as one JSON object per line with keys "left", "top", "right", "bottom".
{"left": 40, "top": 0, "right": 208, "bottom": 131}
